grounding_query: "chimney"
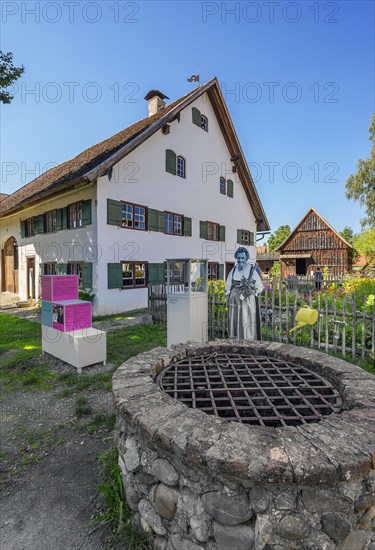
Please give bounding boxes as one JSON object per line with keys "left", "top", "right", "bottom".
{"left": 144, "top": 90, "right": 169, "bottom": 117}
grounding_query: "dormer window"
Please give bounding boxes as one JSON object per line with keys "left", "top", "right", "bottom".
{"left": 201, "top": 115, "right": 208, "bottom": 131}
{"left": 177, "top": 156, "right": 186, "bottom": 178}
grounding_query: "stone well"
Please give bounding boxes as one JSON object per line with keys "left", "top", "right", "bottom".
{"left": 112, "top": 341, "right": 375, "bottom": 550}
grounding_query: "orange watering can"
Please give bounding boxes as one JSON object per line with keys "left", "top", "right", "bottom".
{"left": 290, "top": 305, "right": 319, "bottom": 332}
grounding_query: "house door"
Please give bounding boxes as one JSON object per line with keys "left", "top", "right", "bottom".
{"left": 27, "top": 257, "right": 36, "bottom": 299}
{"left": 2, "top": 237, "right": 19, "bottom": 293}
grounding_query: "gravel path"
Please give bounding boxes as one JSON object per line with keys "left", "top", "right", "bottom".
{"left": 0, "top": 308, "right": 151, "bottom": 549}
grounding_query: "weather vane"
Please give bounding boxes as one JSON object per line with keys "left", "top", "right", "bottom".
{"left": 187, "top": 74, "right": 200, "bottom": 83}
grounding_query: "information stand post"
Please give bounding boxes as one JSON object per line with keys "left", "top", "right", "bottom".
{"left": 166, "top": 259, "right": 208, "bottom": 347}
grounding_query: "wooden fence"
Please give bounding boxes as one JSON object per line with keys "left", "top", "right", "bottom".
{"left": 263, "top": 274, "right": 344, "bottom": 293}
{"left": 148, "top": 284, "right": 375, "bottom": 362}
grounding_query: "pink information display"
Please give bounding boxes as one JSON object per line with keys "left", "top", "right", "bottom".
{"left": 42, "top": 275, "right": 78, "bottom": 302}
{"left": 52, "top": 300, "right": 92, "bottom": 332}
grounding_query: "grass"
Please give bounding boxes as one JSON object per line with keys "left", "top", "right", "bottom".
{"left": 92, "top": 308, "right": 147, "bottom": 322}
{"left": 106, "top": 324, "right": 167, "bottom": 366}
{"left": 57, "top": 370, "right": 114, "bottom": 392}
{"left": 94, "top": 446, "right": 152, "bottom": 549}
{"left": 0, "top": 313, "right": 167, "bottom": 394}
{"left": 1, "top": 424, "right": 66, "bottom": 474}
{"left": 351, "top": 355, "right": 375, "bottom": 375}
{"left": 75, "top": 396, "right": 92, "bottom": 418}
{"left": 0, "top": 314, "right": 55, "bottom": 392}
{"left": 87, "top": 413, "right": 116, "bottom": 434}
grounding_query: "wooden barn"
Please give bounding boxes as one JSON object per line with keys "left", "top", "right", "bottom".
{"left": 256, "top": 246, "right": 280, "bottom": 275}
{"left": 276, "top": 208, "right": 353, "bottom": 277}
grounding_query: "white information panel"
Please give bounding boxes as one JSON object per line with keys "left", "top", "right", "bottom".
{"left": 166, "top": 259, "right": 208, "bottom": 347}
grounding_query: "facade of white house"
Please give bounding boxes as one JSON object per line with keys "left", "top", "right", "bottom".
{"left": 0, "top": 79, "right": 269, "bottom": 315}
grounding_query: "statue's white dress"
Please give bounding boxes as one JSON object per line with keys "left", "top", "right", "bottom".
{"left": 225, "top": 263, "right": 264, "bottom": 340}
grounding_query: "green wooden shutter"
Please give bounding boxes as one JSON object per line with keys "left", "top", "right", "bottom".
{"left": 55, "top": 207, "right": 68, "bottom": 230}
{"left": 200, "top": 220, "right": 207, "bottom": 239}
{"left": 21, "top": 221, "right": 26, "bottom": 238}
{"left": 39, "top": 263, "right": 45, "bottom": 276}
{"left": 107, "top": 199, "right": 122, "bottom": 226}
{"left": 227, "top": 179, "right": 234, "bottom": 198}
{"left": 148, "top": 263, "right": 165, "bottom": 284}
{"left": 82, "top": 199, "right": 92, "bottom": 226}
{"left": 148, "top": 209, "right": 164, "bottom": 232}
{"left": 166, "top": 149, "right": 177, "bottom": 175}
{"left": 218, "top": 264, "right": 224, "bottom": 280}
{"left": 34, "top": 215, "right": 44, "bottom": 235}
{"left": 219, "top": 225, "right": 226, "bottom": 242}
{"left": 192, "top": 107, "right": 201, "bottom": 126}
{"left": 56, "top": 263, "right": 67, "bottom": 275}
{"left": 237, "top": 229, "right": 242, "bottom": 244}
{"left": 184, "top": 216, "right": 192, "bottom": 237}
{"left": 82, "top": 263, "right": 93, "bottom": 288}
{"left": 249, "top": 232, "right": 255, "bottom": 246}
{"left": 61, "top": 207, "right": 68, "bottom": 229}
{"left": 108, "top": 263, "right": 122, "bottom": 289}
{"left": 55, "top": 209, "right": 62, "bottom": 231}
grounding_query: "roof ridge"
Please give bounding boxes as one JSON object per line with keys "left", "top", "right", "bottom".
{"left": 275, "top": 207, "right": 353, "bottom": 250}
{"left": 0, "top": 85, "right": 201, "bottom": 214}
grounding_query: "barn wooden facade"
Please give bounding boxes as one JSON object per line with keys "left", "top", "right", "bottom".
{"left": 256, "top": 246, "right": 280, "bottom": 274}
{"left": 276, "top": 208, "right": 353, "bottom": 277}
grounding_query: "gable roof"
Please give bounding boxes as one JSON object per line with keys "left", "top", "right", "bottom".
{"left": 275, "top": 208, "right": 353, "bottom": 250}
{"left": 0, "top": 78, "right": 270, "bottom": 231}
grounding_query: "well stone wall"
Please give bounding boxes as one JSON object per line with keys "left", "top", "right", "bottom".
{"left": 113, "top": 341, "right": 375, "bottom": 550}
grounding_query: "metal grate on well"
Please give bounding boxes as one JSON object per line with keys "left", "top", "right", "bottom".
{"left": 156, "top": 352, "right": 342, "bottom": 427}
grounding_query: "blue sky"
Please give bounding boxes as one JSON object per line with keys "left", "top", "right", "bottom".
{"left": 1, "top": 0, "right": 374, "bottom": 238}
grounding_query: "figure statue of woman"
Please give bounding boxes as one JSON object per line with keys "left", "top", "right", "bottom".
{"left": 225, "top": 247, "right": 264, "bottom": 340}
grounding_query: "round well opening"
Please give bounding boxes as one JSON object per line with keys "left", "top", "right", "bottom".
{"left": 156, "top": 351, "right": 342, "bottom": 427}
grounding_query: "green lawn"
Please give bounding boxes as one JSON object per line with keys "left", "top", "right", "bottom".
{"left": 0, "top": 313, "right": 166, "bottom": 393}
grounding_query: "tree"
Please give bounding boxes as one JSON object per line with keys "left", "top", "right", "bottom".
{"left": 353, "top": 228, "right": 375, "bottom": 263}
{"left": 345, "top": 114, "right": 375, "bottom": 229}
{"left": 0, "top": 51, "right": 24, "bottom": 104}
{"left": 269, "top": 261, "right": 281, "bottom": 276}
{"left": 339, "top": 226, "right": 355, "bottom": 245}
{"left": 267, "top": 225, "right": 291, "bottom": 251}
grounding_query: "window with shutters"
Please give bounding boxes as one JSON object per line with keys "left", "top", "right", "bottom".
{"left": 67, "top": 202, "right": 83, "bottom": 228}
{"left": 207, "top": 221, "right": 219, "bottom": 241}
{"left": 208, "top": 262, "right": 219, "bottom": 280}
{"left": 68, "top": 262, "right": 83, "bottom": 288}
{"left": 220, "top": 177, "right": 226, "bottom": 195}
{"left": 239, "top": 230, "right": 254, "bottom": 246}
{"left": 242, "top": 230, "right": 250, "bottom": 245}
{"left": 165, "top": 212, "right": 183, "bottom": 236}
{"left": 201, "top": 115, "right": 208, "bottom": 131}
{"left": 177, "top": 156, "right": 186, "bottom": 178}
{"left": 44, "top": 262, "right": 56, "bottom": 275}
{"left": 121, "top": 201, "right": 147, "bottom": 230}
{"left": 192, "top": 107, "right": 208, "bottom": 132}
{"left": 44, "top": 210, "right": 56, "bottom": 233}
{"left": 121, "top": 262, "right": 147, "bottom": 288}
{"left": 25, "top": 218, "right": 35, "bottom": 237}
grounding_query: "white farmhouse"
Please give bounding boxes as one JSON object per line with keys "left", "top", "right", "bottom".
{"left": 0, "top": 78, "right": 269, "bottom": 315}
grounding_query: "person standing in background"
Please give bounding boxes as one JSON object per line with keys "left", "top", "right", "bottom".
{"left": 314, "top": 267, "right": 324, "bottom": 291}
